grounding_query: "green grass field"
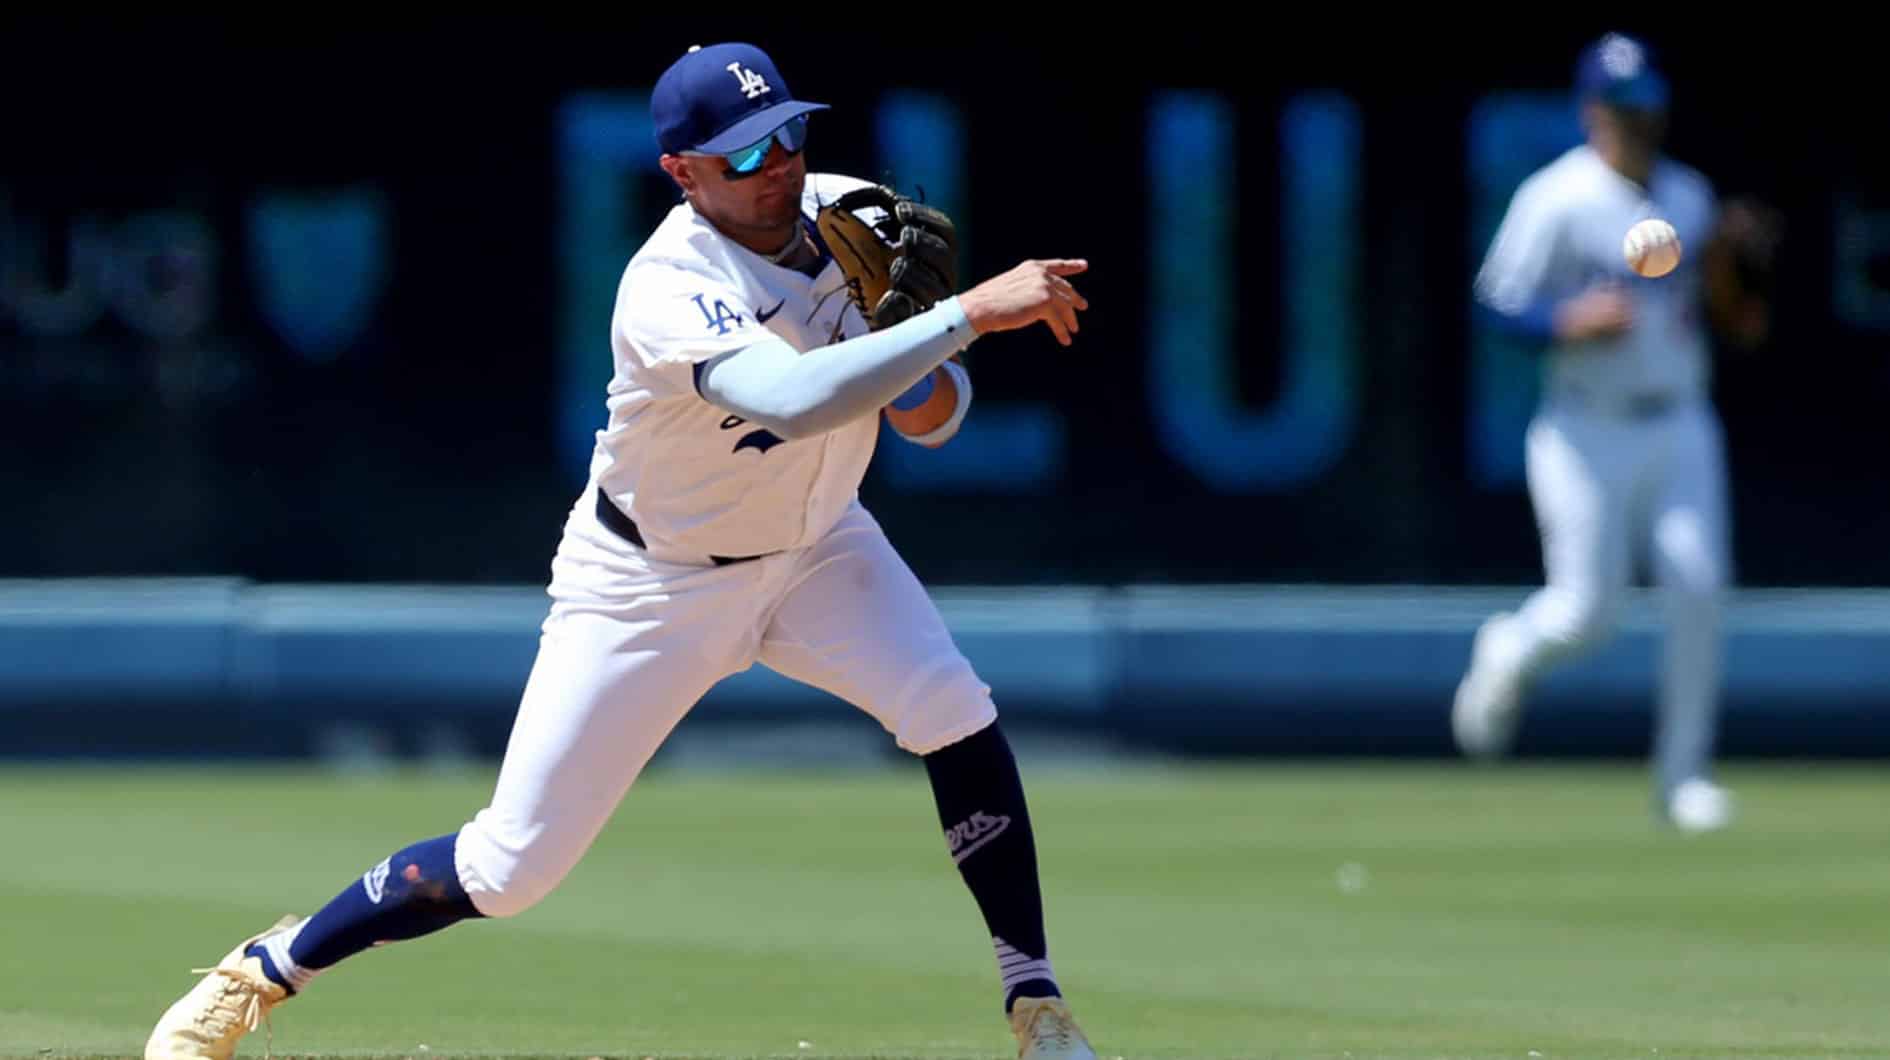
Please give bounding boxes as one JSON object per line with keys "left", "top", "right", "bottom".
{"left": 3, "top": 759, "right": 1887, "bottom": 1059}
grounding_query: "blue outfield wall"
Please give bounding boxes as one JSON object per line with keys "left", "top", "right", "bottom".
{"left": 2, "top": 579, "right": 1889, "bottom": 760}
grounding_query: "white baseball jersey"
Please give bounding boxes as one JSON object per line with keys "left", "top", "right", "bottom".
{"left": 591, "top": 171, "right": 881, "bottom": 563}
{"left": 1476, "top": 144, "right": 1718, "bottom": 407}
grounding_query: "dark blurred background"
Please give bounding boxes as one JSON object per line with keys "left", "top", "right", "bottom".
{"left": 3, "top": 20, "right": 1881, "bottom": 587}
{"left": 1, "top": 21, "right": 1885, "bottom": 760}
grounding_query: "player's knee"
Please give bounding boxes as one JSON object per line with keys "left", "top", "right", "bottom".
{"left": 1655, "top": 517, "right": 1727, "bottom": 602}
{"left": 1537, "top": 589, "right": 1620, "bottom": 650}
{"left": 453, "top": 815, "right": 574, "bottom": 919}
{"left": 892, "top": 654, "right": 998, "bottom": 756}
{"left": 1663, "top": 548, "right": 1728, "bottom": 603}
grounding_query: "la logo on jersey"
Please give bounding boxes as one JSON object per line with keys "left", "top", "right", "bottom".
{"left": 691, "top": 293, "right": 746, "bottom": 335}
{"left": 726, "top": 62, "right": 770, "bottom": 100}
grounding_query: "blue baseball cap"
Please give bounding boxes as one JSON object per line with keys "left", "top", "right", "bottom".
{"left": 1575, "top": 33, "right": 1670, "bottom": 109}
{"left": 651, "top": 43, "right": 830, "bottom": 156}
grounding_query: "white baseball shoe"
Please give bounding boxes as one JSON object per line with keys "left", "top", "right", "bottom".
{"left": 1452, "top": 612, "right": 1528, "bottom": 759}
{"left": 1009, "top": 996, "right": 1098, "bottom": 1060}
{"left": 1665, "top": 779, "right": 1735, "bottom": 834}
{"left": 144, "top": 914, "right": 303, "bottom": 1060}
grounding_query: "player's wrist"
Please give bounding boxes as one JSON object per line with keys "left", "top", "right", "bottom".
{"left": 936, "top": 295, "right": 977, "bottom": 344}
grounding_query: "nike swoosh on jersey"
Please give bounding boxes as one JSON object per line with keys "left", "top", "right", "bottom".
{"left": 756, "top": 299, "right": 786, "bottom": 323}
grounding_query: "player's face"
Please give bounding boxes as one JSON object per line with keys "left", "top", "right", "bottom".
{"left": 1588, "top": 102, "right": 1667, "bottom": 156}
{"left": 665, "top": 119, "right": 809, "bottom": 247}
{"left": 1612, "top": 104, "right": 1666, "bottom": 152}
{"left": 718, "top": 139, "right": 807, "bottom": 228}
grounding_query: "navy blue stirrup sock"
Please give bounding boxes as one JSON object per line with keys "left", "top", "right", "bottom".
{"left": 923, "top": 721, "right": 1062, "bottom": 1012}
{"left": 247, "top": 832, "right": 482, "bottom": 992}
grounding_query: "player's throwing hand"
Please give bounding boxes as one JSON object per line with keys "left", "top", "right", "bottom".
{"left": 958, "top": 260, "right": 1091, "bottom": 346}
{"left": 1554, "top": 285, "right": 1636, "bottom": 342}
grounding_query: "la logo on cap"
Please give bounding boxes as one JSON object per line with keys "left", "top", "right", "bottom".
{"left": 727, "top": 62, "right": 771, "bottom": 99}
{"left": 1599, "top": 34, "right": 1644, "bottom": 77}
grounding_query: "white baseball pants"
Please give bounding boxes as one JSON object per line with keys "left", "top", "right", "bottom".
{"left": 1493, "top": 395, "right": 1731, "bottom": 796}
{"left": 452, "top": 496, "right": 997, "bottom": 917}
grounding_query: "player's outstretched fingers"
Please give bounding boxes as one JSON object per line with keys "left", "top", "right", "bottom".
{"left": 1044, "top": 313, "right": 1073, "bottom": 347}
{"left": 958, "top": 258, "right": 1091, "bottom": 339}
{"left": 1054, "top": 293, "right": 1081, "bottom": 337}
{"left": 1050, "top": 273, "right": 1089, "bottom": 312}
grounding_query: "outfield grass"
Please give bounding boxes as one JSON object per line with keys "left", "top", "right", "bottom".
{"left": 2, "top": 759, "right": 1886, "bottom": 1059}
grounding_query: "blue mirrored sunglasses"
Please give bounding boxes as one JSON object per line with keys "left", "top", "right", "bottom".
{"left": 687, "top": 115, "right": 810, "bottom": 179}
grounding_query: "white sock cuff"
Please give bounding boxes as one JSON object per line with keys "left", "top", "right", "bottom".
{"left": 994, "top": 936, "right": 1057, "bottom": 993}
{"left": 261, "top": 920, "right": 319, "bottom": 993}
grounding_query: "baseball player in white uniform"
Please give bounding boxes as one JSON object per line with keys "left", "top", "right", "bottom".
{"left": 145, "top": 42, "right": 1098, "bottom": 1060}
{"left": 1452, "top": 33, "right": 1776, "bottom": 833}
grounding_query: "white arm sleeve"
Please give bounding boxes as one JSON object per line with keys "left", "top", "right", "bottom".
{"left": 695, "top": 297, "right": 976, "bottom": 440}
{"left": 1473, "top": 176, "right": 1563, "bottom": 316}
